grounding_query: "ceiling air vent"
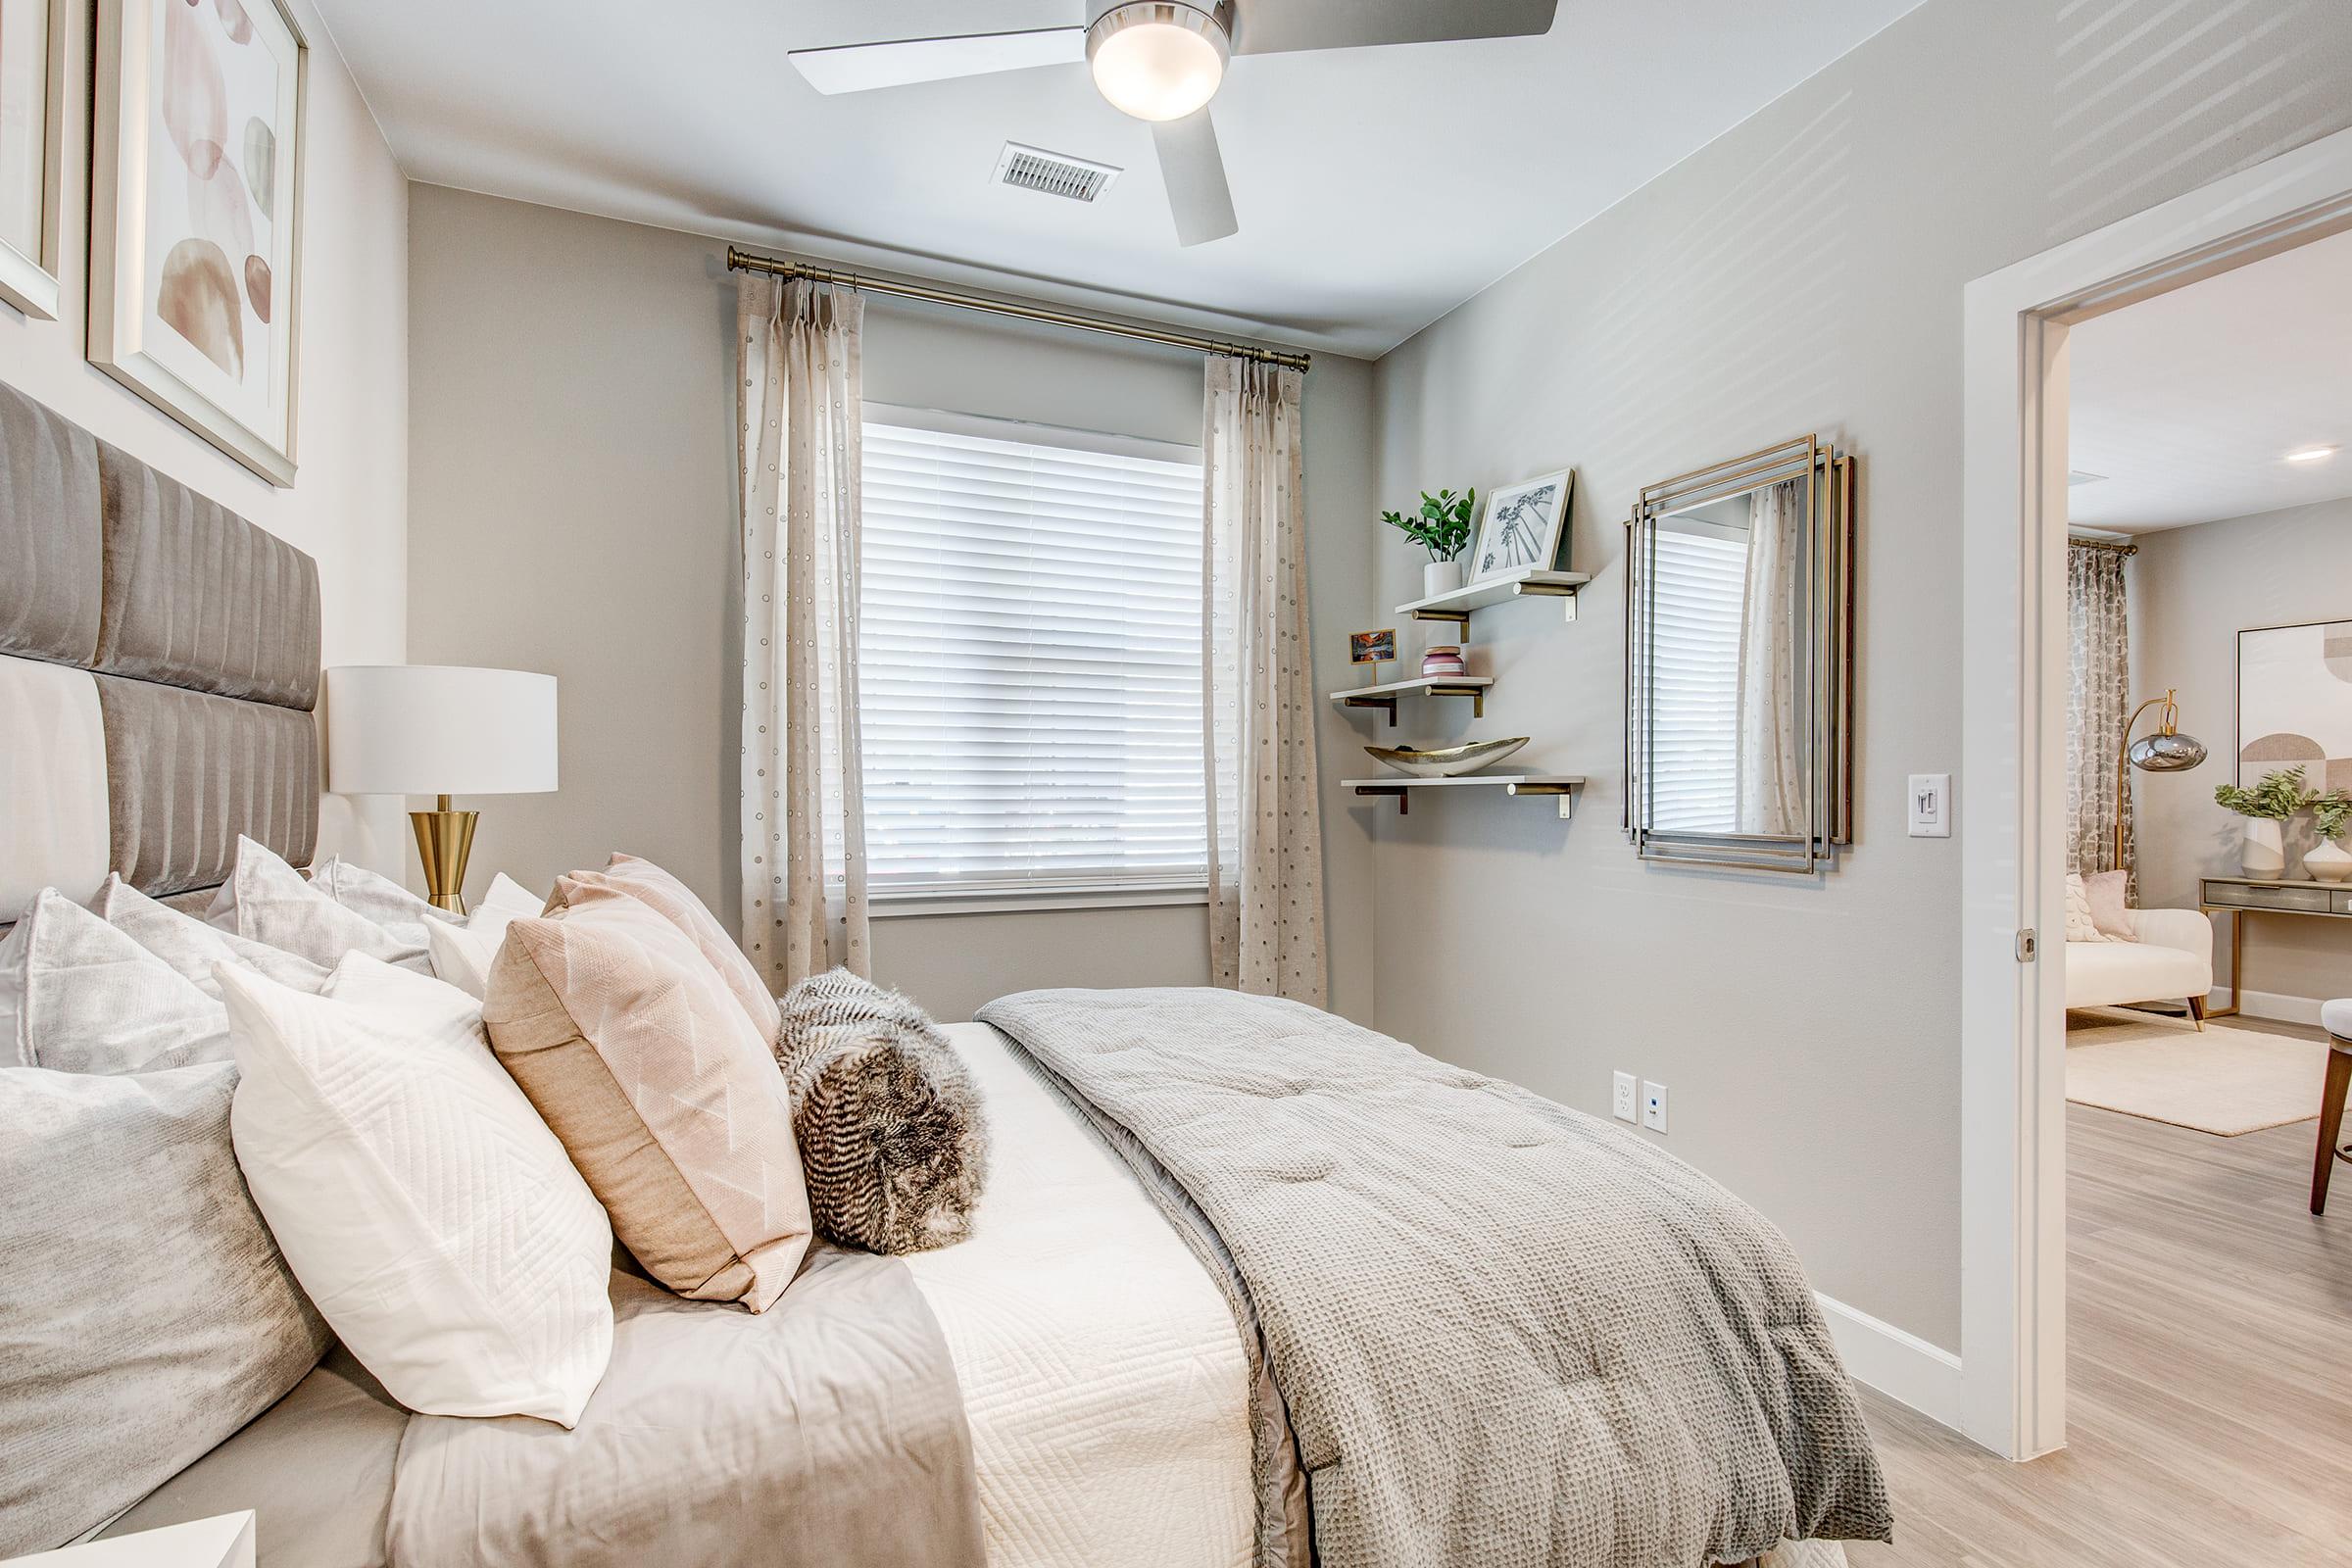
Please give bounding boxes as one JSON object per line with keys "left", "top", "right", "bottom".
{"left": 996, "top": 142, "right": 1122, "bottom": 203}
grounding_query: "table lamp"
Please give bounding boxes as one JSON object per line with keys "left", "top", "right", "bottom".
{"left": 324, "top": 665, "right": 559, "bottom": 914}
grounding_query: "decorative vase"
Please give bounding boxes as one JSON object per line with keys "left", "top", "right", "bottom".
{"left": 2241, "top": 817, "right": 2287, "bottom": 879}
{"left": 1424, "top": 560, "right": 1464, "bottom": 600}
{"left": 2306, "top": 837, "right": 2352, "bottom": 883}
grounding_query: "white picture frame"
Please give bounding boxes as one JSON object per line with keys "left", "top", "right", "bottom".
{"left": 1469, "top": 468, "right": 1574, "bottom": 581}
{"left": 89, "top": 0, "right": 306, "bottom": 486}
{"left": 0, "top": 0, "right": 66, "bottom": 318}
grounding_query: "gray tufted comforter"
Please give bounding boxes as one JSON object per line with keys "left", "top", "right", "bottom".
{"left": 975, "top": 987, "right": 1893, "bottom": 1568}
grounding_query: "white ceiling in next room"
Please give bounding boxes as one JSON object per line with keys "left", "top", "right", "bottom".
{"left": 312, "top": 0, "right": 1924, "bottom": 357}
{"left": 2068, "top": 225, "right": 2352, "bottom": 534}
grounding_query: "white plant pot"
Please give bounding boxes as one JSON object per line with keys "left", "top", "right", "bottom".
{"left": 2241, "top": 817, "right": 2287, "bottom": 879}
{"left": 2305, "top": 837, "right": 2352, "bottom": 883}
{"left": 1423, "top": 560, "right": 1465, "bottom": 600}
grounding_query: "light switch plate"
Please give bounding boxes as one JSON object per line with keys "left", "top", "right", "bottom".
{"left": 1908, "top": 773, "right": 1951, "bottom": 838}
{"left": 1641, "top": 1080, "right": 1668, "bottom": 1134}
{"left": 1611, "top": 1071, "right": 1639, "bottom": 1124}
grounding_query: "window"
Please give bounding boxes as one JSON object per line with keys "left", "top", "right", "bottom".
{"left": 858, "top": 406, "right": 1207, "bottom": 899}
{"left": 1645, "top": 518, "right": 1749, "bottom": 834}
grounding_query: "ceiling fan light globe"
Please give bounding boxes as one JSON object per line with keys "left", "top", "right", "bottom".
{"left": 1088, "top": 3, "right": 1230, "bottom": 122}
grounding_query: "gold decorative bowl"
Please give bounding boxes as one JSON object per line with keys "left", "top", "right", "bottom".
{"left": 1364, "top": 737, "right": 1530, "bottom": 778}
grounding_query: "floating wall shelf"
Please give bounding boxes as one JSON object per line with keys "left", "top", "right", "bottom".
{"left": 1328, "top": 675, "right": 1494, "bottom": 726}
{"left": 1398, "top": 567, "right": 1591, "bottom": 630}
{"left": 1343, "top": 773, "right": 1586, "bottom": 819}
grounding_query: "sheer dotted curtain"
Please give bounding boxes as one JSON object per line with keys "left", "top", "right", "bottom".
{"left": 1202, "top": 356, "right": 1326, "bottom": 1004}
{"left": 738, "top": 275, "right": 870, "bottom": 987}
{"left": 2065, "top": 541, "right": 2133, "bottom": 891}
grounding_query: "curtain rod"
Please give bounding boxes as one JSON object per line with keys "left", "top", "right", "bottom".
{"left": 2068, "top": 534, "right": 2140, "bottom": 556}
{"left": 725, "top": 247, "right": 1311, "bottom": 373}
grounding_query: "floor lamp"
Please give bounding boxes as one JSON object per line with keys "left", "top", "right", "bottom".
{"left": 2115, "top": 687, "right": 2207, "bottom": 866}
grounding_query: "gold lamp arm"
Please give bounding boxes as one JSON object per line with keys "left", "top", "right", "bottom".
{"left": 2113, "top": 689, "right": 2180, "bottom": 869}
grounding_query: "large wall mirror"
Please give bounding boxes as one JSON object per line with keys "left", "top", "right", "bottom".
{"left": 1625, "top": 435, "right": 1855, "bottom": 873}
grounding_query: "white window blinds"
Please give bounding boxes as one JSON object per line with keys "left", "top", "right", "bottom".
{"left": 858, "top": 406, "right": 1208, "bottom": 895}
{"left": 1646, "top": 523, "right": 1749, "bottom": 834}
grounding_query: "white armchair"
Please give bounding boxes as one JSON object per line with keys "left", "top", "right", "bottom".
{"left": 2064, "top": 906, "right": 2215, "bottom": 1025}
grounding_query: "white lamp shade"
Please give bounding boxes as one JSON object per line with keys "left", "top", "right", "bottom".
{"left": 325, "top": 666, "right": 559, "bottom": 797}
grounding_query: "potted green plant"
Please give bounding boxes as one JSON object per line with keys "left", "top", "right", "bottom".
{"left": 1382, "top": 488, "right": 1478, "bottom": 600}
{"left": 2213, "top": 766, "right": 2315, "bottom": 878}
{"left": 2308, "top": 790, "right": 2352, "bottom": 882}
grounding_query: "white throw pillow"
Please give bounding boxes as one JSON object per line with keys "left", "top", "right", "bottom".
{"left": 423, "top": 876, "right": 548, "bottom": 1001}
{"left": 0, "top": 889, "right": 227, "bottom": 1072}
{"left": 220, "top": 955, "right": 614, "bottom": 1427}
{"left": 311, "top": 855, "right": 463, "bottom": 932}
{"left": 2061, "top": 873, "right": 2122, "bottom": 944}
{"left": 91, "top": 875, "right": 331, "bottom": 999}
{"left": 206, "top": 838, "right": 431, "bottom": 973}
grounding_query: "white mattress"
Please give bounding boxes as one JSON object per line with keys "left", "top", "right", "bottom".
{"left": 905, "top": 1023, "right": 1255, "bottom": 1568}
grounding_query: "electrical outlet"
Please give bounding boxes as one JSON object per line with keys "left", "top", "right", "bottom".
{"left": 1641, "top": 1081, "right": 1669, "bottom": 1134}
{"left": 1611, "top": 1071, "right": 1639, "bottom": 1124}
{"left": 1908, "top": 773, "right": 1951, "bottom": 838}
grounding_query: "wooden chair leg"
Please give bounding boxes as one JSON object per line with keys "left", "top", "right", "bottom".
{"left": 2186, "top": 994, "right": 2207, "bottom": 1030}
{"left": 2313, "top": 1046, "right": 2352, "bottom": 1215}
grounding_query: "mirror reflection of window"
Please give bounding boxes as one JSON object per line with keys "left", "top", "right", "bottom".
{"left": 1647, "top": 479, "right": 1809, "bottom": 837}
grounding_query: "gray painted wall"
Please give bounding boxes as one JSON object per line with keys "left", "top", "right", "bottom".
{"left": 2132, "top": 496, "right": 2352, "bottom": 1012}
{"left": 406, "top": 185, "right": 1379, "bottom": 1026}
{"left": 1361, "top": 0, "right": 2352, "bottom": 1349}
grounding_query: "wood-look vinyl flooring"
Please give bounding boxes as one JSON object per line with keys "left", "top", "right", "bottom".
{"left": 1847, "top": 1018, "right": 2352, "bottom": 1568}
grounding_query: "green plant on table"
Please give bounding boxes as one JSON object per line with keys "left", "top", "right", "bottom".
{"left": 1381, "top": 488, "right": 1478, "bottom": 564}
{"left": 2311, "top": 790, "right": 2352, "bottom": 843}
{"left": 2213, "top": 766, "right": 2317, "bottom": 821}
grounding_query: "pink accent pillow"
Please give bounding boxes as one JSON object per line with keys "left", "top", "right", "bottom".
{"left": 483, "top": 881, "right": 810, "bottom": 1311}
{"left": 557, "top": 855, "right": 781, "bottom": 1045}
{"left": 2082, "top": 869, "right": 2136, "bottom": 941}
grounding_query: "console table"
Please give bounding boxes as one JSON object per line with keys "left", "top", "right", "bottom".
{"left": 2197, "top": 875, "right": 2352, "bottom": 1019}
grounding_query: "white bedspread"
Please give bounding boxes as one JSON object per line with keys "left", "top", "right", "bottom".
{"left": 905, "top": 1023, "right": 1256, "bottom": 1568}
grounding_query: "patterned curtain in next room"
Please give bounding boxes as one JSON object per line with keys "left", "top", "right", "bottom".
{"left": 2065, "top": 542, "right": 2132, "bottom": 893}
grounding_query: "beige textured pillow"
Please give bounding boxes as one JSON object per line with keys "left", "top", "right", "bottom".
{"left": 483, "top": 881, "right": 811, "bottom": 1310}
{"left": 2062, "top": 873, "right": 2122, "bottom": 943}
{"left": 553, "top": 855, "right": 780, "bottom": 1045}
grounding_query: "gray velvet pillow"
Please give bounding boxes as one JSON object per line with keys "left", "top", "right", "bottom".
{"left": 0, "top": 1062, "right": 331, "bottom": 1555}
{"left": 772, "top": 970, "right": 989, "bottom": 1254}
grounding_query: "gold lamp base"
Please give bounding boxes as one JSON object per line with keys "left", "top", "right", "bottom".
{"left": 410, "top": 794, "right": 478, "bottom": 915}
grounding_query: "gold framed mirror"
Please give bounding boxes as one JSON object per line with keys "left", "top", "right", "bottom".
{"left": 1624, "top": 435, "right": 1855, "bottom": 873}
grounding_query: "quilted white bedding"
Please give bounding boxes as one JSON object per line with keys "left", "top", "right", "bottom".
{"left": 905, "top": 1023, "right": 1255, "bottom": 1568}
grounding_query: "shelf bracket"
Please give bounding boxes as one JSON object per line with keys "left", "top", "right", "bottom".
{"left": 1422, "top": 683, "right": 1486, "bottom": 718}
{"left": 1506, "top": 781, "right": 1578, "bottom": 819}
{"left": 1352, "top": 785, "right": 1409, "bottom": 815}
{"left": 1340, "top": 694, "right": 1400, "bottom": 728}
{"left": 1515, "top": 581, "right": 1580, "bottom": 623}
{"left": 1408, "top": 608, "right": 1472, "bottom": 632}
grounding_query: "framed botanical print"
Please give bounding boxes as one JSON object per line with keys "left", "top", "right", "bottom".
{"left": 90, "top": 0, "right": 306, "bottom": 485}
{"left": 1469, "top": 468, "right": 1574, "bottom": 581}
{"left": 0, "top": 0, "right": 66, "bottom": 318}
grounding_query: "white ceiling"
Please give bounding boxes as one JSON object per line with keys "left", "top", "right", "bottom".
{"left": 310, "top": 0, "right": 1924, "bottom": 358}
{"left": 2068, "top": 225, "right": 2352, "bottom": 533}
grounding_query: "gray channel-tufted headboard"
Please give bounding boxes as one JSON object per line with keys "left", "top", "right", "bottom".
{"left": 1, "top": 381, "right": 322, "bottom": 925}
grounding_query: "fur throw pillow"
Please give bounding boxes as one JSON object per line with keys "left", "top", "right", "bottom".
{"left": 772, "top": 969, "right": 989, "bottom": 1254}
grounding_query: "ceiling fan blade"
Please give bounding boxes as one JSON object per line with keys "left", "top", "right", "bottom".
{"left": 1152, "top": 110, "right": 1240, "bottom": 247}
{"left": 788, "top": 26, "right": 1085, "bottom": 95}
{"left": 1226, "top": 0, "right": 1558, "bottom": 55}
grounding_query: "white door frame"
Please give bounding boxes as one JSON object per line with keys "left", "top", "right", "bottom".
{"left": 1959, "top": 125, "right": 2352, "bottom": 1460}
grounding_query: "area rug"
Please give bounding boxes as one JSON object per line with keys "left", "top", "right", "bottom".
{"left": 2063, "top": 1008, "right": 2327, "bottom": 1134}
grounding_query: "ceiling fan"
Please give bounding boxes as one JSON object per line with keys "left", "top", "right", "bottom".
{"left": 788, "top": 1, "right": 1561, "bottom": 247}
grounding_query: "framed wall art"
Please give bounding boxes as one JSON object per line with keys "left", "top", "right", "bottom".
{"left": 0, "top": 0, "right": 66, "bottom": 318}
{"left": 1469, "top": 468, "right": 1574, "bottom": 581}
{"left": 90, "top": 0, "right": 306, "bottom": 485}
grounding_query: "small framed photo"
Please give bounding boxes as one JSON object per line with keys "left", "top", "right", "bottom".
{"left": 1349, "top": 628, "right": 1396, "bottom": 665}
{"left": 1470, "top": 469, "right": 1575, "bottom": 581}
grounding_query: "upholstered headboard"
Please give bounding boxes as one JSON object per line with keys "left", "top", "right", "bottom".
{"left": 0, "top": 381, "right": 322, "bottom": 923}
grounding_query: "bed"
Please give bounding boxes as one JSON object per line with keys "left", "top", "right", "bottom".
{"left": 2, "top": 379, "right": 1886, "bottom": 1566}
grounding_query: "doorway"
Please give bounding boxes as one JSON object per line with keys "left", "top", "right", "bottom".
{"left": 1959, "top": 125, "right": 2352, "bottom": 1461}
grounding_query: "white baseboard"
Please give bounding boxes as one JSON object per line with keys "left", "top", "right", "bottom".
{"left": 2209, "top": 987, "right": 2328, "bottom": 1027}
{"left": 1815, "top": 1293, "right": 1963, "bottom": 1431}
